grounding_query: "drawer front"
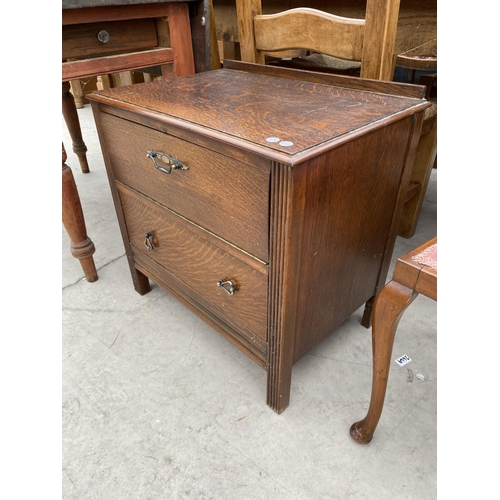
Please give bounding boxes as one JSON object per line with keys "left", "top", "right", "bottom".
{"left": 99, "top": 112, "right": 270, "bottom": 261}
{"left": 62, "top": 19, "right": 158, "bottom": 60}
{"left": 119, "top": 187, "right": 268, "bottom": 343}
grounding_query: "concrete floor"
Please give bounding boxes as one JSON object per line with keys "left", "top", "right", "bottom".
{"left": 62, "top": 103, "right": 437, "bottom": 499}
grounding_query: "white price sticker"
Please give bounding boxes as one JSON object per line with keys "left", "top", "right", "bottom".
{"left": 395, "top": 354, "right": 412, "bottom": 366}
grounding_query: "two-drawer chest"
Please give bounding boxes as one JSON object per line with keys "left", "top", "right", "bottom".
{"left": 89, "top": 62, "right": 429, "bottom": 413}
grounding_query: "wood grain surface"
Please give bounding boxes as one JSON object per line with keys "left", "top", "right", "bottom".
{"left": 119, "top": 185, "right": 269, "bottom": 342}
{"left": 89, "top": 68, "right": 428, "bottom": 155}
{"left": 286, "top": 118, "right": 413, "bottom": 363}
{"left": 98, "top": 112, "right": 270, "bottom": 261}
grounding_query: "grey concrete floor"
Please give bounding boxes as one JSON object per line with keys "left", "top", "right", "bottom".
{"left": 62, "top": 103, "right": 437, "bottom": 499}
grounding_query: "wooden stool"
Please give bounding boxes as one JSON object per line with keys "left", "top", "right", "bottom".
{"left": 350, "top": 237, "right": 437, "bottom": 443}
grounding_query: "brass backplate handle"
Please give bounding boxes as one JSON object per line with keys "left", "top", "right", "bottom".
{"left": 217, "top": 279, "right": 236, "bottom": 295}
{"left": 147, "top": 150, "right": 188, "bottom": 175}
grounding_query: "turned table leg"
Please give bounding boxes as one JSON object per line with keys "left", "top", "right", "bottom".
{"left": 350, "top": 281, "right": 418, "bottom": 443}
{"left": 62, "top": 81, "right": 89, "bottom": 174}
{"left": 62, "top": 143, "right": 98, "bottom": 282}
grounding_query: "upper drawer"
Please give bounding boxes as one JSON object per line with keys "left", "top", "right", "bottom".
{"left": 62, "top": 19, "right": 158, "bottom": 60}
{"left": 98, "top": 112, "right": 270, "bottom": 261}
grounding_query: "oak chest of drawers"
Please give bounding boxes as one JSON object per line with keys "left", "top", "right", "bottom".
{"left": 89, "top": 63, "right": 429, "bottom": 413}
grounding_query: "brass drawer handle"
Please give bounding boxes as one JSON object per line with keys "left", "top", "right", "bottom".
{"left": 217, "top": 279, "right": 236, "bottom": 295}
{"left": 144, "top": 232, "right": 155, "bottom": 251}
{"left": 147, "top": 150, "right": 188, "bottom": 175}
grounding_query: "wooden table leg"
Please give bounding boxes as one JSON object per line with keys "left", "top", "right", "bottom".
{"left": 62, "top": 81, "right": 90, "bottom": 174}
{"left": 163, "top": 3, "right": 196, "bottom": 76}
{"left": 62, "top": 143, "right": 98, "bottom": 282}
{"left": 350, "top": 281, "right": 418, "bottom": 443}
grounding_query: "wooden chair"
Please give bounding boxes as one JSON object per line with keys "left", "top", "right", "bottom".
{"left": 394, "top": 37, "right": 437, "bottom": 238}
{"left": 350, "top": 237, "right": 437, "bottom": 443}
{"left": 235, "top": 0, "right": 401, "bottom": 82}
{"left": 234, "top": 0, "right": 436, "bottom": 238}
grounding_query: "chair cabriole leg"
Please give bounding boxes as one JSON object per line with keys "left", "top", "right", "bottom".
{"left": 350, "top": 280, "right": 417, "bottom": 443}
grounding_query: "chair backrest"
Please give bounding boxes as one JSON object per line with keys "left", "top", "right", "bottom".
{"left": 235, "top": 0, "right": 401, "bottom": 81}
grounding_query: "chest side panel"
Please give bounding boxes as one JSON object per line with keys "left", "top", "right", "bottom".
{"left": 288, "top": 118, "right": 414, "bottom": 363}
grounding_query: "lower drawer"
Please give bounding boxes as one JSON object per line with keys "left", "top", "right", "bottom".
{"left": 118, "top": 185, "right": 268, "bottom": 345}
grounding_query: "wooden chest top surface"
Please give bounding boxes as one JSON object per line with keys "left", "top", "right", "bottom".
{"left": 89, "top": 68, "right": 427, "bottom": 156}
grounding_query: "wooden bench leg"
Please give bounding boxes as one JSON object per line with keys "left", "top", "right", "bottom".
{"left": 350, "top": 281, "right": 418, "bottom": 443}
{"left": 62, "top": 81, "right": 90, "bottom": 174}
{"left": 62, "top": 143, "right": 98, "bottom": 283}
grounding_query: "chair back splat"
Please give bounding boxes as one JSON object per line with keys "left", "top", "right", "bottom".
{"left": 235, "top": 0, "right": 401, "bottom": 81}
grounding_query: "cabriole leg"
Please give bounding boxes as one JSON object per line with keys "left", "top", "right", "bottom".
{"left": 350, "top": 281, "right": 418, "bottom": 443}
